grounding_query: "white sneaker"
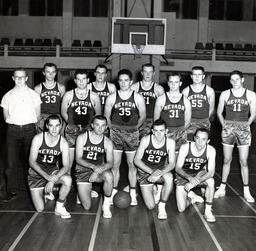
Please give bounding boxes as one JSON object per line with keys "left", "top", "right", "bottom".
{"left": 214, "top": 187, "right": 226, "bottom": 199}
{"left": 123, "top": 185, "right": 130, "bottom": 192}
{"left": 244, "top": 193, "right": 255, "bottom": 203}
{"left": 76, "top": 195, "right": 81, "bottom": 204}
{"left": 204, "top": 209, "right": 216, "bottom": 223}
{"left": 153, "top": 185, "right": 161, "bottom": 204}
{"left": 45, "top": 192, "right": 55, "bottom": 201}
{"left": 188, "top": 191, "right": 204, "bottom": 204}
{"left": 130, "top": 196, "right": 138, "bottom": 206}
{"left": 102, "top": 205, "right": 112, "bottom": 218}
{"left": 158, "top": 203, "right": 167, "bottom": 220}
{"left": 55, "top": 203, "right": 71, "bottom": 219}
{"left": 91, "top": 190, "right": 99, "bottom": 198}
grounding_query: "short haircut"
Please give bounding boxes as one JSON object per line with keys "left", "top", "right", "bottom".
{"left": 92, "top": 115, "right": 107, "bottom": 124}
{"left": 118, "top": 69, "right": 132, "bottom": 80}
{"left": 141, "top": 63, "right": 155, "bottom": 71}
{"left": 194, "top": 128, "right": 210, "bottom": 139}
{"left": 95, "top": 64, "right": 108, "bottom": 72}
{"left": 168, "top": 72, "right": 182, "bottom": 80}
{"left": 13, "top": 68, "right": 27, "bottom": 76}
{"left": 43, "top": 63, "right": 57, "bottom": 71}
{"left": 230, "top": 70, "right": 243, "bottom": 79}
{"left": 192, "top": 66, "right": 205, "bottom": 73}
{"left": 45, "top": 115, "right": 62, "bottom": 131}
{"left": 74, "top": 69, "right": 89, "bottom": 78}
{"left": 152, "top": 119, "right": 167, "bottom": 129}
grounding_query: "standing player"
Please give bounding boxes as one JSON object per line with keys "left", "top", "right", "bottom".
{"left": 214, "top": 71, "right": 256, "bottom": 202}
{"left": 182, "top": 66, "right": 215, "bottom": 141}
{"left": 131, "top": 63, "right": 164, "bottom": 138}
{"left": 154, "top": 73, "right": 191, "bottom": 151}
{"left": 87, "top": 64, "right": 116, "bottom": 113}
{"left": 75, "top": 115, "right": 114, "bottom": 218}
{"left": 28, "top": 115, "right": 72, "bottom": 219}
{"left": 61, "top": 69, "right": 101, "bottom": 168}
{"left": 134, "top": 119, "right": 175, "bottom": 219}
{"left": 104, "top": 69, "right": 146, "bottom": 205}
{"left": 34, "top": 63, "right": 65, "bottom": 132}
{"left": 175, "top": 128, "right": 216, "bottom": 223}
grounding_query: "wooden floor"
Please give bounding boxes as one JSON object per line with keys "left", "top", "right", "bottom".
{"left": 1, "top": 122, "right": 256, "bottom": 251}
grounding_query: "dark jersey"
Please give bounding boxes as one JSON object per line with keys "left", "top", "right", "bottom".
{"left": 138, "top": 82, "right": 156, "bottom": 119}
{"left": 182, "top": 142, "right": 208, "bottom": 175}
{"left": 37, "top": 133, "right": 62, "bottom": 174}
{"left": 187, "top": 85, "right": 209, "bottom": 119}
{"left": 40, "top": 82, "right": 62, "bottom": 114}
{"left": 81, "top": 131, "right": 105, "bottom": 168}
{"left": 161, "top": 93, "right": 185, "bottom": 128}
{"left": 111, "top": 91, "right": 139, "bottom": 128}
{"left": 225, "top": 89, "right": 250, "bottom": 122}
{"left": 67, "top": 89, "right": 95, "bottom": 126}
{"left": 91, "top": 82, "right": 111, "bottom": 108}
{"left": 141, "top": 135, "right": 168, "bottom": 171}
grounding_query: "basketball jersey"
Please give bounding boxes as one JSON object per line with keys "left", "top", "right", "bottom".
{"left": 67, "top": 89, "right": 95, "bottom": 126}
{"left": 141, "top": 135, "right": 168, "bottom": 170}
{"left": 82, "top": 131, "right": 105, "bottom": 166}
{"left": 138, "top": 82, "right": 156, "bottom": 119}
{"left": 225, "top": 89, "right": 249, "bottom": 121}
{"left": 40, "top": 82, "right": 62, "bottom": 114}
{"left": 91, "top": 82, "right": 110, "bottom": 107}
{"left": 37, "top": 133, "right": 62, "bottom": 174}
{"left": 111, "top": 91, "right": 139, "bottom": 128}
{"left": 160, "top": 93, "right": 185, "bottom": 128}
{"left": 182, "top": 142, "right": 208, "bottom": 175}
{"left": 187, "top": 85, "right": 209, "bottom": 119}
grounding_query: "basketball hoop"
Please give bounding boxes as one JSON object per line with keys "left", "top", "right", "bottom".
{"left": 132, "top": 44, "right": 145, "bottom": 58}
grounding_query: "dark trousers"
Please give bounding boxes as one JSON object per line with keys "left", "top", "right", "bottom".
{"left": 4, "top": 123, "right": 36, "bottom": 194}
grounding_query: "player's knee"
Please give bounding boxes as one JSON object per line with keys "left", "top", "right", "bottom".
{"left": 223, "top": 157, "right": 232, "bottom": 165}
{"left": 61, "top": 175, "right": 72, "bottom": 187}
{"left": 103, "top": 170, "right": 113, "bottom": 183}
{"left": 163, "top": 173, "right": 173, "bottom": 185}
{"left": 177, "top": 203, "right": 186, "bottom": 213}
{"left": 35, "top": 204, "right": 44, "bottom": 212}
{"left": 239, "top": 158, "right": 248, "bottom": 168}
{"left": 205, "top": 177, "right": 214, "bottom": 188}
{"left": 146, "top": 203, "right": 155, "bottom": 210}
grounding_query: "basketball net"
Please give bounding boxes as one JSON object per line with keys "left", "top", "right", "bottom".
{"left": 132, "top": 44, "right": 145, "bottom": 59}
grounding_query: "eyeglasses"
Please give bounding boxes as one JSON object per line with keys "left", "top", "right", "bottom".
{"left": 14, "top": 76, "right": 26, "bottom": 80}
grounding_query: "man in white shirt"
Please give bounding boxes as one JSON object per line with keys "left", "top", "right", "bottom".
{"left": 1, "top": 68, "right": 41, "bottom": 201}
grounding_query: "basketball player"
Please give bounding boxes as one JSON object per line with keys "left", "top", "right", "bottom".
{"left": 182, "top": 66, "right": 215, "bottom": 141}
{"left": 75, "top": 115, "right": 113, "bottom": 218}
{"left": 87, "top": 64, "right": 116, "bottom": 112}
{"left": 134, "top": 119, "right": 175, "bottom": 219}
{"left": 104, "top": 69, "right": 146, "bottom": 205}
{"left": 28, "top": 115, "right": 72, "bottom": 219}
{"left": 214, "top": 71, "right": 256, "bottom": 202}
{"left": 175, "top": 128, "right": 216, "bottom": 222}
{"left": 34, "top": 63, "right": 65, "bottom": 132}
{"left": 61, "top": 69, "right": 101, "bottom": 168}
{"left": 154, "top": 73, "right": 191, "bottom": 151}
{"left": 131, "top": 63, "right": 164, "bottom": 138}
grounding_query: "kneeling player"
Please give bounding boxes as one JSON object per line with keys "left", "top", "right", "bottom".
{"left": 28, "top": 115, "right": 72, "bottom": 219}
{"left": 134, "top": 119, "right": 175, "bottom": 219}
{"left": 175, "top": 128, "right": 216, "bottom": 222}
{"left": 75, "top": 115, "right": 114, "bottom": 218}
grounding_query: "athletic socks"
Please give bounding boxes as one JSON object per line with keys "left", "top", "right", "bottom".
{"left": 158, "top": 201, "right": 167, "bottom": 220}
{"left": 130, "top": 188, "right": 137, "bottom": 206}
{"left": 204, "top": 202, "right": 215, "bottom": 222}
{"left": 102, "top": 195, "right": 112, "bottom": 218}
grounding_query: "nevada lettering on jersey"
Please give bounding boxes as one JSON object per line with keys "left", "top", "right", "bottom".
{"left": 145, "top": 149, "right": 167, "bottom": 156}
{"left": 41, "top": 90, "right": 60, "bottom": 97}
{"left": 226, "top": 98, "right": 248, "bottom": 105}
{"left": 39, "top": 149, "right": 60, "bottom": 155}
{"left": 97, "top": 91, "right": 109, "bottom": 97}
{"left": 140, "top": 91, "right": 156, "bottom": 98}
{"left": 188, "top": 94, "right": 207, "bottom": 100}
{"left": 185, "top": 157, "right": 207, "bottom": 164}
{"left": 84, "top": 145, "right": 104, "bottom": 153}
{"left": 163, "top": 104, "right": 185, "bottom": 111}
{"left": 114, "top": 101, "right": 136, "bottom": 108}
{"left": 71, "top": 101, "right": 92, "bottom": 107}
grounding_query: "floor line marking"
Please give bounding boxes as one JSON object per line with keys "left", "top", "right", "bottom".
{"left": 193, "top": 204, "right": 223, "bottom": 251}
{"left": 88, "top": 196, "right": 103, "bottom": 251}
{"left": 0, "top": 210, "right": 97, "bottom": 215}
{"left": 8, "top": 212, "right": 38, "bottom": 251}
{"left": 215, "top": 173, "right": 256, "bottom": 214}
{"left": 215, "top": 215, "right": 256, "bottom": 218}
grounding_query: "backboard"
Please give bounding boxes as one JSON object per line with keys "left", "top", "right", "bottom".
{"left": 111, "top": 17, "right": 166, "bottom": 55}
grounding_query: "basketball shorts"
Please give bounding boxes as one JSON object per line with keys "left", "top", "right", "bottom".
{"left": 28, "top": 168, "right": 58, "bottom": 189}
{"left": 187, "top": 118, "right": 211, "bottom": 141}
{"left": 110, "top": 127, "right": 139, "bottom": 152}
{"left": 75, "top": 165, "right": 104, "bottom": 183}
{"left": 139, "top": 119, "right": 153, "bottom": 139}
{"left": 137, "top": 170, "right": 165, "bottom": 186}
{"left": 167, "top": 126, "right": 187, "bottom": 151}
{"left": 175, "top": 170, "right": 207, "bottom": 186}
{"left": 65, "top": 124, "right": 89, "bottom": 148}
{"left": 222, "top": 121, "right": 251, "bottom": 147}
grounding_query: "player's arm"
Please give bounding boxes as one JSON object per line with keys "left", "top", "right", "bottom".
{"left": 58, "top": 83, "right": 66, "bottom": 97}
{"left": 130, "top": 82, "right": 139, "bottom": 92}
{"left": 104, "top": 93, "right": 115, "bottom": 128}
{"left": 207, "top": 86, "right": 215, "bottom": 118}
{"left": 161, "top": 138, "right": 176, "bottom": 174}
{"left": 91, "top": 92, "right": 102, "bottom": 115}
{"left": 196, "top": 146, "right": 216, "bottom": 183}
{"left": 135, "top": 92, "right": 146, "bottom": 129}
{"left": 155, "top": 84, "right": 165, "bottom": 97}
{"left": 2, "top": 107, "right": 8, "bottom": 121}
{"left": 55, "top": 138, "right": 70, "bottom": 178}
{"left": 217, "top": 91, "right": 227, "bottom": 127}
{"left": 61, "top": 91, "right": 72, "bottom": 123}
{"left": 247, "top": 91, "right": 256, "bottom": 125}
{"left": 108, "top": 83, "right": 116, "bottom": 94}
{"left": 182, "top": 86, "right": 189, "bottom": 98}
{"left": 75, "top": 133, "right": 97, "bottom": 171}
{"left": 153, "top": 94, "right": 165, "bottom": 121}
{"left": 34, "top": 84, "right": 42, "bottom": 95}
{"left": 184, "top": 97, "right": 192, "bottom": 129}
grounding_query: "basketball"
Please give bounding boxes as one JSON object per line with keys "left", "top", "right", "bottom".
{"left": 113, "top": 191, "right": 131, "bottom": 209}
